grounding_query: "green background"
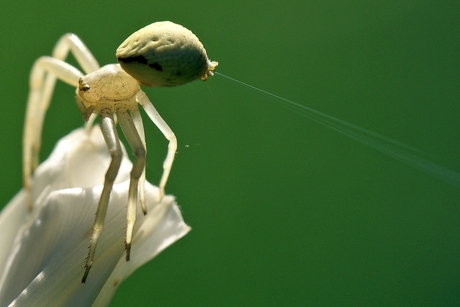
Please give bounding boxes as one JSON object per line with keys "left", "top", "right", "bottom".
{"left": 1, "top": 0, "right": 460, "bottom": 306}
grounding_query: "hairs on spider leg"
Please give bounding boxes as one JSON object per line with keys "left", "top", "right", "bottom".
{"left": 215, "top": 72, "right": 460, "bottom": 188}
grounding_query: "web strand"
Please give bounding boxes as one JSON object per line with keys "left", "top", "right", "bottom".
{"left": 215, "top": 72, "right": 460, "bottom": 188}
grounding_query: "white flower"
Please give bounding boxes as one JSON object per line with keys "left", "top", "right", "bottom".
{"left": 0, "top": 126, "right": 190, "bottom": 306}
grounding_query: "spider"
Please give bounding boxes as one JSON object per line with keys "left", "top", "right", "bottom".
{"left": 22, "top": 21, "right": 218, "bottom": 282}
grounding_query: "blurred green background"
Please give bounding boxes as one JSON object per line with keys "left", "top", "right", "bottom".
{"left": 1, "top": 0, "right": 460, "bottom": 306}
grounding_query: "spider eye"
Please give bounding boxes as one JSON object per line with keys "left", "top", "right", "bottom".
{"left": 116, "top": 21, "right": 218, "bottom": 87}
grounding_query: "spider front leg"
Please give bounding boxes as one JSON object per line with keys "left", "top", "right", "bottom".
{"left": 23, "top": 33, "right": 99, "bottom": 210}
{"left": 23, "top": 58, "right": 84, "bottom": 209}
{"left": 83, "top": 108, "right": 122, "bottom": 283}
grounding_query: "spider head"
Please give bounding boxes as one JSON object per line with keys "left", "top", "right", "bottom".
{"left": 116, "top": 21, "right": 218, "bottom": 88}
{"left": 75, "top": 64, "right": 140, "bottom": 119}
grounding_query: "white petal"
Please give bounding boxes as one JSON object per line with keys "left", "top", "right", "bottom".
{"left": 0, "top": 127, "right": 190, "bottom": 306}
{"left": 0, "top": 191, "right": 28, "bottom": 281}
{"left": 94, "top": 192, "right": 190, "bottom": 306}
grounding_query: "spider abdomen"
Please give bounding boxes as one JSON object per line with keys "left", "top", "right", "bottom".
{"left": 116, "top": 21, "right": 217, "bottom": 88}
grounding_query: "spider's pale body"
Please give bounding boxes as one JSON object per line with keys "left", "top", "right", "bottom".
{"left": 76, "top": 64, "right": 140, "bottom": 117}
{"left": 22, "top": 21, "right": 217, "bottom": 282}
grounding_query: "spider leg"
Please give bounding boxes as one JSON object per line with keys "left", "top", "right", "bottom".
{"left": 23, "top": 34, "right": 100, "bottom": 210}
{"left": 116, "top": 109, "right": 146, "bottom": 260}
{"left": 52, "top": 34, "right": 99, "bottom": 74}
{"left": 52, "top": 34, "right": 99, "bottom": 133}
{"left": 130, "top": 109, "right": 147, "bottom": 215}
{"left": 137, "top": 92, "right": 177, "bottom": 200}
{"left": 23, "top": 57, "right": 83, "bottom": 209}
{"left": 82, "top": 109, "right": 122, "bottom": 283}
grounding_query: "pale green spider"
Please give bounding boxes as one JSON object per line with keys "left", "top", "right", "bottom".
{"left": 23, "top": 21, "right": 218, "bottom": 282}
